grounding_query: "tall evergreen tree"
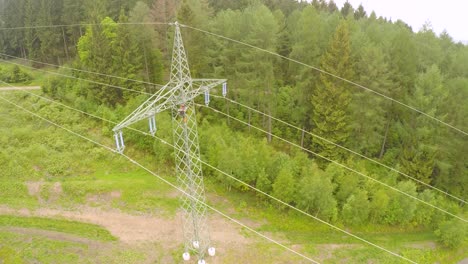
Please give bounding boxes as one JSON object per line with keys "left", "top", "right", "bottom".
{"left": 399, "top": 65, "right": 447, "bottom": 186}
{"left": 311, "top": 20, "right": 354, "bottom": 164}
{"left": 340, "top": 1, "right": 354, "bottom": 17}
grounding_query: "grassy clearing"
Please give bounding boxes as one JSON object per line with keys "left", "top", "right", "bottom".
{"left": 0, "top": 61, "right": 54, "bottom": 86}
{"left": 0, "top": 215, "right": 116, "bottom": 242}
{"left": 1, "top": 89, "right": 466, "bottom": 263}
{"left": 0, "top": 231, "right": 153, "bottom": 264}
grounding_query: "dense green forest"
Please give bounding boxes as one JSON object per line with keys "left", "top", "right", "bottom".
{"left": 0, "top": 0, "right": 467, "bottom": 251}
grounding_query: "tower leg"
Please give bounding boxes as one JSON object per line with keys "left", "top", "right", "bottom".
{"left": 172, "top": 102, "right": 210, "bottom": 260}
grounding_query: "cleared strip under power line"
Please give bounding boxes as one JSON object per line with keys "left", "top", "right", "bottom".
{"left": 4, "top": 84, "right": 418, "bottom": 263}
{"left": 5, "top": 53, "right": 465, "bottom": 205}
{"left": 0, "top": 92, "right": 320, "bottom": 264}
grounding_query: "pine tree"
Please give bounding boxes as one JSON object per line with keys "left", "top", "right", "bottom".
{"left": 400, "top": 65, "right": 447, "bottom": 186}
{"left": 340, "top": 1, "right": 354, "bottom": 17}
{"left": 349, "top": 42, "right": 391, "bottom": 157}
{"left": 354, "top": 4, "right": 366, "bottom": 20}
{"left": 129, "top": 2, "right": 164, "bottom": 86}
{"left": 311, "top": 20, "right": 354, "bottom": 164}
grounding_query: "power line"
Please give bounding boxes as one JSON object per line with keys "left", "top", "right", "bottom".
{"left": 3, "top": 21, "right": 464, "bottom": 136}
{"left": 4, "top": 57, "right": 464, "bottom": 222}
{"left": 4, "top": 58, "right": 462, "bottom": 223}
{"left": 4, "top": 53, "right": 465, "bottom": 206}
{"left": 212, "top": 94, "right": 467, "bottom": 205}
{"left": 0, "top": 53, "right": 165, "bottom": 89}
{"left": 181, "top": 23, "right": 468, "bottom": 137}
{"left": 200, "top": 103, "right": 467, "bottom": 223}
{"left": 3, "top": 85, "right": 417, "bottom": 264}
{"left": 0, "top": 22, "right": 171, "bottom": 31}
{"left": 0, "top": 59, "right": 152, "bottom": 96}
{"left": 0, "top": 92, "right": 320, "bottom": 264}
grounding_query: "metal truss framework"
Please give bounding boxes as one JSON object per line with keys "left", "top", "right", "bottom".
{"left": 113, "top": 22, "right": 226, "bottom": 262}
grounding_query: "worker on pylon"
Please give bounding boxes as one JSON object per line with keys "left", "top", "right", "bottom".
{"left": 178, "top": 104, "right": 188, "bottom": 123}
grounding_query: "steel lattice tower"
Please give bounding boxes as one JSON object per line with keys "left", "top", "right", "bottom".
{"left": 113, "top": 22, "right": 226, "bottom": 263}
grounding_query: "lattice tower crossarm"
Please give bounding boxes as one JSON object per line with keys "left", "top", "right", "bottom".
{"left": 112, "top": 21, "right": 226, "bottom": 262}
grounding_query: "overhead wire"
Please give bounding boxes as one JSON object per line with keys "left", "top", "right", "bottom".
{"left": 0, "top": 22, "right": 171, "bottom": 31}
{"left": 4, "top": 21, "right": 466, "bottom": 137}
{"left": 3, "top": 56, "right": 464, "bottom": 222}
{"left": 0, "top": 90, "right": 320, "bottom": 264}
{"left": 180, "top": 23, "right": 468, "bottom": 137}
{"left": 0, "top": 53, "right": 165, "bottom": 89}
{"left": 0, "top": 59, "right": 152, "bottom": 96}
{"left": 211, "top": 94, "right": 467, "bottom": 205}
{"left": 198, "top": 103, "right": 467, "bottom": 223}
{"left": 3, "top": 53, "right": 466, "bottom": 206}
{"left": 0, "top": 83, "right": 418, "bottom": 263}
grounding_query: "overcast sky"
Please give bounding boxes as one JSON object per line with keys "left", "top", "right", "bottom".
{"left": 329, "top": 0, "right": 468, "bottom": 43}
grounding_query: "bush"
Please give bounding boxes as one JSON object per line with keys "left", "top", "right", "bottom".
{"left": 0, "top": 65, "right": 32, "bottom": 84}
{"left": 434, "top": 219, "right": 467, "bottom": 248}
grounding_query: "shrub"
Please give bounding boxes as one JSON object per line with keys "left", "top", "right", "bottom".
{"left": 435, "top": 219, "right": 467, "bottom": 248}
{"left": 1, "top": 65, "right": 32, "bottom": 84}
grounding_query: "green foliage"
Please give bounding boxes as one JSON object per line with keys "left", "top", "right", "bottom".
{"left": 0, "top": 215, "right": 117, "bottom": 241}
{"left": 0, "top": 246, "right": 24, "bottom": 264}
{"left": 342, "top": 190, "right": 370, "bottom": 225}
{"left": 295, "top": 164, "right": 337, "bottom": 221}
{"left": 1, "top": 0, "right": 467, "bottom": 257}
{"left": 0, "top": 65, "right": 32, "bottom": 84}
{"left": 383, "top": 181, "right": 418, "bottom": 225}
{"left": 272, "top": 162, "right": 296, "bottom": 205}
{"left": 311, "top": 20, "right": 354, "bottom": 165}
{"left": 435, "top": 219, "right": 467, "bottom": 248}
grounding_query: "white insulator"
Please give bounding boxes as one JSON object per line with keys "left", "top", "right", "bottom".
{"left": 119, "top": 131, "right": 125, "bottom": 148}
{"left": 198, "top": 260, "right": 206, "bottom": 264}
{"left": 114, "top": 133, "right": 120, "bottom": 150}
{"left": 204, "top": 90, "right": 210, "bottom": 106}
{"left": 182, "top": 252, "right": 190, "bottom": 261}
{"left": 222, "top": 82, "right": 227, "bottom": 97}
{"left": 208, "top": 247, "right": 216, "bottom": 257}
{"left": 193, "top": 240, "right": 200, "bottom": 249}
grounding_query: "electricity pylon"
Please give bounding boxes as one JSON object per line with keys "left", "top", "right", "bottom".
{"left": 113, "top": 22, "right": 226, "bottom": 263}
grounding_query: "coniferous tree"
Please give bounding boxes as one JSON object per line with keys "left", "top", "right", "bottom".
{"left": 354, "top": 4, "right": 366, "bottom": 20}
{"left": 340, "top": 1, "right": 354, "bottom": 17}
{"left": 311, "top": 20, "right": 354, "bottom": 164}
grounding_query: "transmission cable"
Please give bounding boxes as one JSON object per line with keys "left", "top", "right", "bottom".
{"left": 0, "top": 22, "right": 171, "bottom": 31}
{"left": 198, "top": 103, "right": 467, "bottom": 223}
{"left": 181, "top": 23, "right": 467, "bottom": 137}
{"left": 3, "top": 58, "right": 464, "bottom": 222}
{"left": 0, "top": 53, "right": 165, "bottom": 89}
{"left": 0, "top": 92, "right": 320, "bottom": 264}
{"left": 4, "top": 54, "right": 465, "bottom": 205}
{"left": 211, "top": 94, "right": 467, "bottom": 205}
{"left": 0, "top": 59, "right": 152, "bottom": 95}
{"left": 1, "top": 84, "right": 419, "bottom": 263}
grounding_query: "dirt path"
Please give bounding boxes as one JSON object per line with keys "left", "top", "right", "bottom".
{"left": 0, "top": 205, "right": 248, "bottom": 245}
{"left": 0, "top": 86, "right": 40, "bottom": 91}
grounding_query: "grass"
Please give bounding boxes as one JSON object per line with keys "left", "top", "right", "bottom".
{"left": 0, "top": 231, "right": 153, "bottom": 264}
{"left": 0, "top": 61, "right": 54, "bottom": 87}
{"left": 0, "top": 215, "right": 117, "bottom": 242}
{"left": 0, "top": 87, "right": 466, "bottom": 263}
